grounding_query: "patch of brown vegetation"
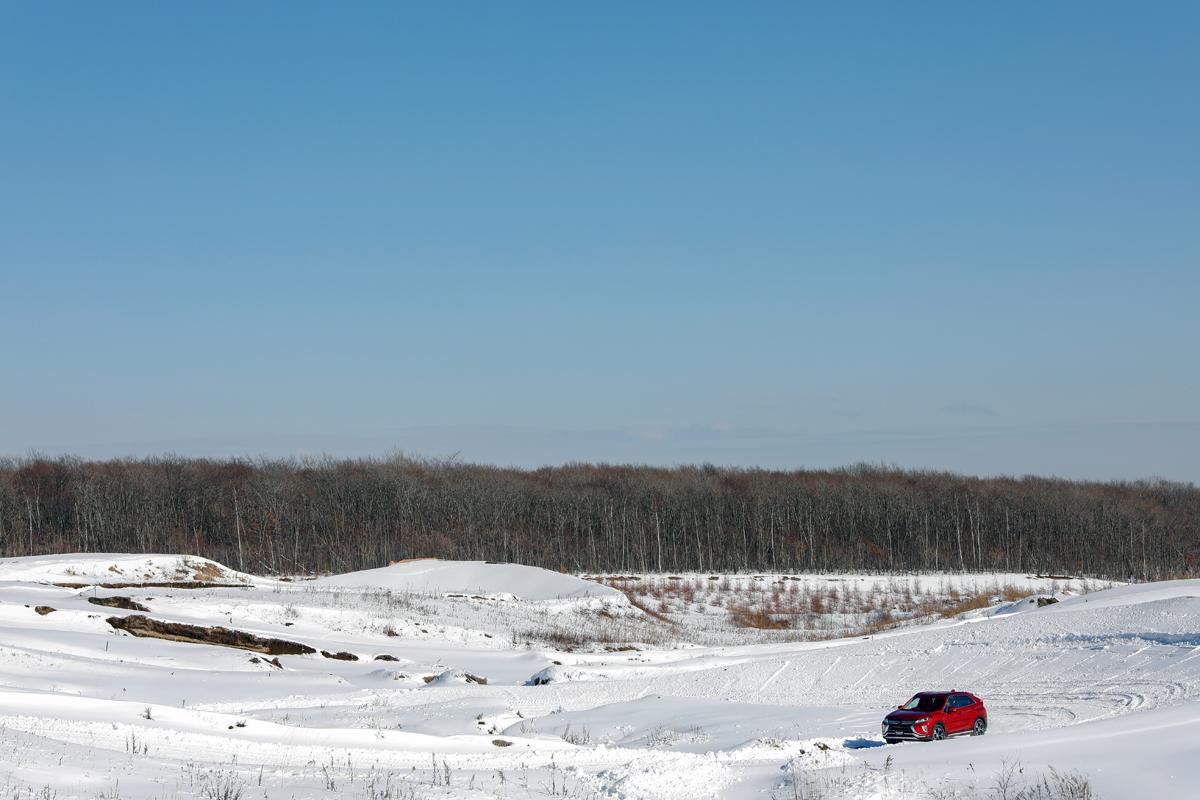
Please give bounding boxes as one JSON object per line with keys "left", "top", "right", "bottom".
{"left": 598, "top": 574, "right": 1047, "bottom": 643}
{"left": 321, "top": 650, "right": 359, "bottom": 661}
{"left": 106, "top": 615, "right": 316, "bottom": 656}
{"left": 537, "top": 628, "right": 589, "bottom": 651}
{"left": 728, "top": 605, "right": 791, "bottom": 630}
{"left": 34, "top": 606, "right": 56, "bottom": 615}
{"left": 617, "top": 592, "right": 675, "bottom": 625}
{"left": 88, "top": 596, "right": 150, "bottom": 612}
{"left": 935, "top": 585, "right": 1028, "bottom": 618}
{"left": 189, "top": 561, "right": 226, "bottom": 582}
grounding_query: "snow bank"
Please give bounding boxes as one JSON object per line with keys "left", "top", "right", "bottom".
{"left": 1048, "top": 577, "right": 1200, "bottom": 611}
{"left": 586, "top": 754, "right": 732, "bottom": 800}
{"left": 425, "top": 668, "right": 489, "bottom": 686}
{"left": 0, "top": 553, "right": 253, "bottom": 585}
{"left": 318, "top": 559, "right": 622, "bottom": 601}
{"left": 983, "top": 593, "right": 1063, "bottom": 617}
{"left": 526, "top": 665, "right": 610, "bottom": 685}
{"left": 946, "top": 577, "right": 1193, "bottom": 620}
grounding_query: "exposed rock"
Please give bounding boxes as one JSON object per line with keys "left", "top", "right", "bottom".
{"left": 106, "top": 615, "right": 315, "bottom": 656}
{"left": 57, "top": 581, "right": 249, "bottom": 590}
{"left": 88, "top": 596, "right": 150, "bottom": 612}
{"left": 424, "top": 669, "right": 487, "bottom": 685}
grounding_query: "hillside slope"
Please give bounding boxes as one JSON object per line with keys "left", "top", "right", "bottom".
{"left": 0, "top": 555, "right": 1196, "bottom": 798}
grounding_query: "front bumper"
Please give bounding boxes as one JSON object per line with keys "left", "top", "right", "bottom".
{"left": 882, "top": 721, "right": 931, "bottom": 741}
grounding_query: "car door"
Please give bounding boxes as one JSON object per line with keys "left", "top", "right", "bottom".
{"left": 947, "top": 694, "right": 972, "bottom": 734}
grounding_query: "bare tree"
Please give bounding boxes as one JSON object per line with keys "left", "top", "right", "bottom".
{"left": 0, "top": 455, "right": 1195, "bottom": 579}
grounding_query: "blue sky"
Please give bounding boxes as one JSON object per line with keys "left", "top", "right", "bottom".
{"left": 2, "top": 2, "right": 1197, "bottom": 480}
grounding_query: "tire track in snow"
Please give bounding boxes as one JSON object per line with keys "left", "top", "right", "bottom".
{"left": 811, "top": 655, "right": 842, "bottom": 688}
{"left": 759, "top": 660, "right": 790, "bottom": 692}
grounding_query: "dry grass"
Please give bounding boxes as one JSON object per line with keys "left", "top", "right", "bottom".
{"left": 728, "top": 605, "right": 791, "bottom": 630}
{"left": 593, "top": 573, "right": 1052, "bottom": 640}
{"left": 597, "top": 581, "right": 679, "bottom": 625}
{"left": 190, "top": 561, "right": 227, "bottom": 582}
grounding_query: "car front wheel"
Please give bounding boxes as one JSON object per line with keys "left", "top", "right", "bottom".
{"left": 931, "top": 724, "right": 946, "bottom": 741}
{"left": 972, "top": 717, "right": 987, "bottom": 736}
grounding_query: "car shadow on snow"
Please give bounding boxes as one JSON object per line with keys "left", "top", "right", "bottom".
{"left": 843, "top": 737, "right": 886, "bottom": 749}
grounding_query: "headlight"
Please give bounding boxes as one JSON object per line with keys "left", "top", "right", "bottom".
{"left": 914, "top": 717, "right": 929, "bottom": 725}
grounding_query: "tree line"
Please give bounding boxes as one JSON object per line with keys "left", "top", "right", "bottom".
{"left": 0, "top": 455, "right": 1195, "bottom": 580}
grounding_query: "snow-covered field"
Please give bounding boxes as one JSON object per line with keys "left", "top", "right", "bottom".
{"left": 0, "top": 554, "right": 1197, "bottom": 799}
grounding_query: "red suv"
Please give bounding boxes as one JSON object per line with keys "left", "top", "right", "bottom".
{"left": 882, "top": 691, "right": 987, "bottom": 743}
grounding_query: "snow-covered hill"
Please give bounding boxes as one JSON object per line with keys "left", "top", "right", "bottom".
{"left": 317, "top": 558, "right": 622, "bottom": 601}
{"left": 0, "top": 554, "right": 1196, "bottom": 799}
{"left": 0, "top": 553, "right": 258, "bottom": 586}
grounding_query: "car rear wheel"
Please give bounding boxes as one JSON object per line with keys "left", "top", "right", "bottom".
{"left": 972, "top": 717, "right": 986, "bottom": 736}
{"left": 931, "top": 723, "right": 946, "bottom": 741}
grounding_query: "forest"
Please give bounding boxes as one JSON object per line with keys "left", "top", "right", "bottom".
{"left": 0, "top": 455, "right": 1195, "bottom": 580}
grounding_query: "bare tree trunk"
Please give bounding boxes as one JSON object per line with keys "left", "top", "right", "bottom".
{"left": 233, "top": 488, "right": 245, "bottom": 572}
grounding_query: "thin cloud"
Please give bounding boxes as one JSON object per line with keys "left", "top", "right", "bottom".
{"left": 944, "top": 403, "right": 1000, "bottom": 418}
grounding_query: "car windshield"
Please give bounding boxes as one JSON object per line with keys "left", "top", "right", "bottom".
{"left": 902, "top": 694, "right": 947, "bottom": 712}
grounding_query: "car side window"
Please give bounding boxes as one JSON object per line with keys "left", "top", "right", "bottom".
{"left": 951, "top": 695, "right": 971, "bottom": 709}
